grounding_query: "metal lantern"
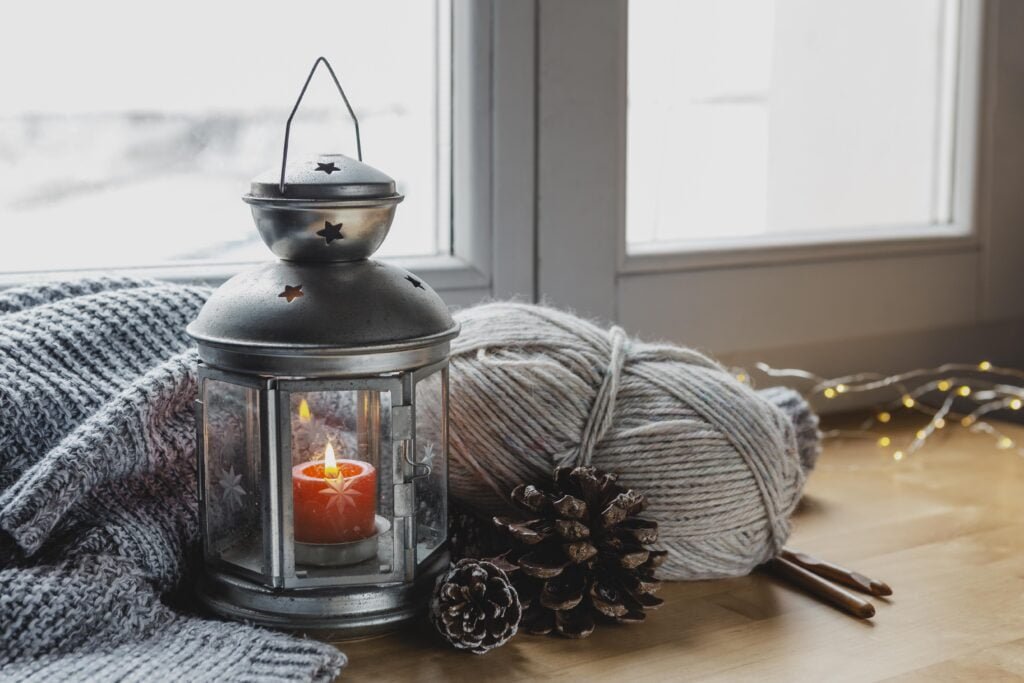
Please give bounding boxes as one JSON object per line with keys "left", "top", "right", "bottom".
{"left": 187, "top": 59, "right": 458, "bottom": 634}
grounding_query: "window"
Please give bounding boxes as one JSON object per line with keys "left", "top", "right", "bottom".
{"left": 533, "top": 0, "right": 1006, "bottom": 375}
{"left": 0, "top": 0, "right": 450, "bottom": 274}
{"left": 627, "top": 0, "right": 965, "bottom": 252}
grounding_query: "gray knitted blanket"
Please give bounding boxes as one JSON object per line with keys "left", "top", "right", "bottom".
{"left": 0, "top": 278, "right": 346, "bottom": 681}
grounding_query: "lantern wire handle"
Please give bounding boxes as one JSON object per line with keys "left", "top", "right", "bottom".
{"left": 279, "top": 56, "right": 363, "bottom": 193}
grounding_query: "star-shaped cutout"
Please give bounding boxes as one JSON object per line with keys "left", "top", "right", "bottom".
{"left": 278, "top": 284, "right": 304, "bottom": 303}
{"left": 316, "top": 220, "right": 344, "bottom": 244}
{"left": 316, "top": 161, "right": 340, "bottom": 174}
{"left": 320, "top": 475, "right": 363, "bottom": 515}
{"left": 405, "top": 275, "right": 424, "bottom": 289}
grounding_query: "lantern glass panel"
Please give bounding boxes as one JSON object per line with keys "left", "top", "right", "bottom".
{"left": 415, "top": 367, "right": 448, "bottom": 565}
{"left": 202, "top": 378, "right": 263, "bottom": 576}
{"left": 288, "top": 389, "right": 395, "bottom": 577}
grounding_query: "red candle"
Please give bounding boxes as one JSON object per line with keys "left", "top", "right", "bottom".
{"left": 292, "top": 441, "right": 377, "bottom": 544}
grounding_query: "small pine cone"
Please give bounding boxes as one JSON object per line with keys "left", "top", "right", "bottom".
{"left": 494, "top": 466, "right": 666, "bottom": 638}
{"left": 430, "top": 558, "right": 522, "bottom": 654}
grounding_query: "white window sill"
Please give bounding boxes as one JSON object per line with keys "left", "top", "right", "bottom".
{"left": 621, "top": 223, "right": 977, "bottom": 275}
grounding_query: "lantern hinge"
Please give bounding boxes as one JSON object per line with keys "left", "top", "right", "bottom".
{"left": 393, "top": 482, "right": 415, "bottom": 517}
{"left": 392, "top": 405, "right": 413, "bottom": 439}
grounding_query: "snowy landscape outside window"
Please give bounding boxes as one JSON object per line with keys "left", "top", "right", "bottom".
{"left": 0, "top": 0, "right": 450, "bottom": 275}
{"left": 627, "top": 0, "right": 966, "bottom": 252}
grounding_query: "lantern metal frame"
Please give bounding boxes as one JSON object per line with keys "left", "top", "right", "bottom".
{"left": 193, "top": 356, "right": 451, "bottom": 633}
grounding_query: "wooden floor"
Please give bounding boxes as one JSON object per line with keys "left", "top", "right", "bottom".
{"left": 334, "top": 417, "right": 1024, "bottom": 681}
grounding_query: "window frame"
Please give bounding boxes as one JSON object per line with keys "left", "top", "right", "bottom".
{"left": 621, "top": 0, "right": 984, "bottom": 275}
{"left": 8, "top": 0, "right": 1020, "bottom": 381}
{"left": 0, "top": 0, "right": 538, "bottom": 307}
{"left": 534, "top": 0, "right": 1024, "bottom": 380}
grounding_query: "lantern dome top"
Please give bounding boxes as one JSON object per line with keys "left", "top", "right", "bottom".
{"left": 240, "top": 57, "right": 404, "bottom": 263}
{"left": 246, "top": 153, "right": 399, "bottom": 202}
{"left": 187, "top": 259, "right": 458, "bottom": 373}
{"left": 242, "top": 153, "right": 404, "bottom": 262}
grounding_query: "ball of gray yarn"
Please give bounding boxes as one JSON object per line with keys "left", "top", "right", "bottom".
{"left": 445, "top": 302, "right": 821, "bottom": 581}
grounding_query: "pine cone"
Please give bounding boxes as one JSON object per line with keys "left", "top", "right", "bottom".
{"left": 430, "top": 558, "right": 522, "bottom": 654}
{"left": 494, "top": 466, "right": 666, "bottom": 638}
{"left": 449, "top": 500, "right": 509, "bottom": 561}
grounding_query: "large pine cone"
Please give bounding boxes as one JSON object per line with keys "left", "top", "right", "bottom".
{"left": 494, "top": 466, "right": 666, "bottom": 638}
{"left": 449, "top": 499, "right": 509, "bottom": 562}
{"left": 430, "top": 558, "right": 522, "bottom": 654}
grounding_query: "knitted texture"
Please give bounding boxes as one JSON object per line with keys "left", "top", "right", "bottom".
{"left": 444, "top": 302, "right": 822, "bottom": 580}
{"left": 0, "top": 278, "right": 345, "bottom": 681}
{"left": 0, "top": 277, "right": 821, "bottom": 675}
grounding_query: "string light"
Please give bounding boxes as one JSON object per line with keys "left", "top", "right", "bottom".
{"left": 745, "top": 360, "right": 1024, "bottom": 461}
{"left": 736, "top": 373, "right": 748, "bottom": 384}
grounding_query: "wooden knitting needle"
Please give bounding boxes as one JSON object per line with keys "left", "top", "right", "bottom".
{"left": 780, "top": 548, "right": 893, "bottom": 597}
{"left": 764, "top": 556, "right": 876, "bottom": 619}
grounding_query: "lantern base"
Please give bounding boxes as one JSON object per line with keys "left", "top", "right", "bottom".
{"left": 196, "top": 547, "right": 449, "bottom": 637}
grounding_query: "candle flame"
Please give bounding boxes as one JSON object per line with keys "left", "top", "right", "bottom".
{"left": 324, "top": 440, "right": 339, "bottom": 478}
{"left": 298, "top": 398, "right": 312, "bottom": 422}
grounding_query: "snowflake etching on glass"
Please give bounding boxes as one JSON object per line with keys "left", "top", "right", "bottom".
{"left": 416, "top": 440, "right": 443, "bottom": 550}
{"left": 217, "top": 466, "right": 247, "bottom": 511}
{"left": 420, "top": 442, "right": 436, "bottom": 471}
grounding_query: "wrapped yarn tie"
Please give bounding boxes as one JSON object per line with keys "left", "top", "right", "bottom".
{"left": 433, "top": 303, "right": 821, "bottom": 581}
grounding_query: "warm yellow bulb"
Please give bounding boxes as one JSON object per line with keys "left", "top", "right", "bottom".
{"left": 937, "top": 380, "right": 951, "bottom": 392}
{"left": 877, "top": 411, "right": 892, "bottom": 424}
{"left": 916, "top": 429, "right": 927, "bottom": 440}
{"left": 736, "top": 373, "right": 748, "bottom": 383}
{"left": 1011, "top": 399, "right": 1022, "bottom": 411}
{"left": 324, "top": 441, "right": 339, "bottom": 478}
{"left": 935, "top": 418, "right": 946, "bottom": 429}
{"left": 893, "top": 450, "right": 904, "bottom": 461}
{"left": 824, "top": 387, "right": 837, "bottom": 399}
{"left": 957, "top": 385, "right": 971, "bottom": 397}
{"left": 979, "top": 361, "right": 992, "bottom": 371}
{"left": 298, "top": 398, "right": 312, "bottom": 423}
{"left": 902, "top": 395, "right": 916, "bottom": 409}
{"left": 877, "top": 436, "right": 891, "bottom": 447}
{"left": 998, "top": 437, "right": 1013, "bottom": 450}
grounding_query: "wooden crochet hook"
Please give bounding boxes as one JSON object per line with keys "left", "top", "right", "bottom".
{"left": 780, "top": 548, "right": 893, "bottom": 597}
{"left": 765, "top": 556, "right": 876, "bottom": 619}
